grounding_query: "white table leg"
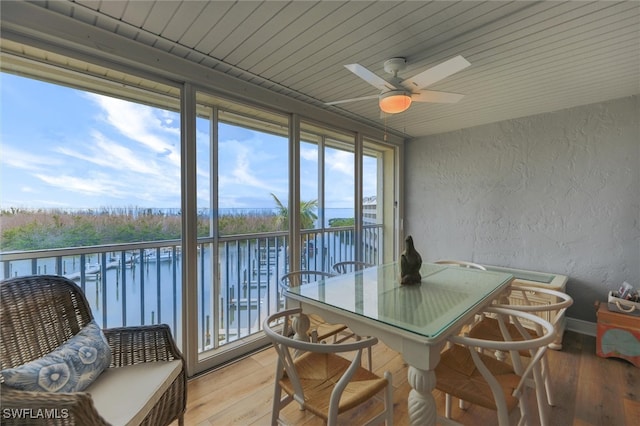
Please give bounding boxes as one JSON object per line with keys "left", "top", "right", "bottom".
{"left": 408, "top": 366, "right": 437, "bottom": 426}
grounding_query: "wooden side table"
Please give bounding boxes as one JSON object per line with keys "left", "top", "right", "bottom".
{"left": 596, "top": 303, "right": 640, "bottom": 368}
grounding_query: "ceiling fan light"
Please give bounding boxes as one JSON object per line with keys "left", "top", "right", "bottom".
{"left": 379, "top": 91, "right": 412, "bottom": 114}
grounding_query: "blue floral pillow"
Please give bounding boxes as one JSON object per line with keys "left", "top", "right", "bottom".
{"left": 1, "top": 321, "right": 112, "bottom": 393}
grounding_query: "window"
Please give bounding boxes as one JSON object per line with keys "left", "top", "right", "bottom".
{"left": 194, "top": 92, "right": 290, "bottom": 363}
{"left": 299, "top": 122, "right": 379, "bottom": 272}
{"left": 0, "top": 41, "right": 398, "bottom": 375}
{"left": 0, "top": 70, "right": 184, "bottom": 339}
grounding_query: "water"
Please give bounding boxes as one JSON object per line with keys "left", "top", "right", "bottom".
{"left": 2, "top": 235, "right": 361, "bottom": 351}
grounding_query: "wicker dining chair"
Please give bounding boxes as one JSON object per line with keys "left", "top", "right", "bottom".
{"left": 332, "top": 260, "right": 374, "bottom": 274}
{"left": 467, "top": 285, "right": 573, "bottom": 407}
{"left": 0, "top": 275, "right": 186, "bottom": 426}
{"left": 280, "top": 270, "right": 373, "bottom": 370}
{"left": 436, "top": 306, "right": 556, "bottom": 426}
{"left": 280, "top": 271, "right": 347, "bottom": 343}
{"left": 434, "top": 259, "right": 489, "bottom": 413}
{"left": 263, "top": 308, "right": 393, "bottom": 426}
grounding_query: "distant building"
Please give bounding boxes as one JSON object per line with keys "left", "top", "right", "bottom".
{"left": 363, "top": 196, "right": 377, "bottom": 225}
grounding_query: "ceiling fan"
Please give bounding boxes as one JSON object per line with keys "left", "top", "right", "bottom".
{"left": 326, "top": 55, "right": 470, "bottom": 114}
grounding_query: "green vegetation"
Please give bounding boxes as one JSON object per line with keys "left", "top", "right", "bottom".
{"left": 0, "top": 198, "right": 327, "bottom": 251}
{"left": 328, "top": 218, "right": 355, "bottom": 227}
{"left": 1, "top": 208, "right": 183, "bottom": 250}
{"left": 216, "top": 210, "right": 281, "bottom": 236}
{"left": 270, "top": 193, "right": 318, "bottom": 230}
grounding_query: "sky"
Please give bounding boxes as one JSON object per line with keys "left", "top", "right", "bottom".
{"left": 0, "top": 72, "right": 376, "bottom": 213}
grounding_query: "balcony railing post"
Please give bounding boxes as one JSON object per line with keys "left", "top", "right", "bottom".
{"left": 0, "top": 225, "right": 382, "bottom": 354}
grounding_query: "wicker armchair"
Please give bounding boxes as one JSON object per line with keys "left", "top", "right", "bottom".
{"left": 0, "top": 275, "right": 186, "bottom": 426}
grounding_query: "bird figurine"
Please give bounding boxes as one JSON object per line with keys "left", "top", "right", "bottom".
{"left": 400, "top": 235, "right": 422, "bottom": 285}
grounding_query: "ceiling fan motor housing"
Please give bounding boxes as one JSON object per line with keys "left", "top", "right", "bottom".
{"left": 384, "top": 58, "right": 407, "bottom": 75}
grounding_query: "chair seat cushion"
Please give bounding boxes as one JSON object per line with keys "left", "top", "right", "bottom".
{"left": 87, "top": 360, "right": 182, "bottom": 426}
{"left": 435, "top": 344, "right": 520, "bottom": 411}
{"left": 1, "top": 320, "right": 111, "bottom": 393}
{"left": 279, "top": 351, "right": 388, "bottom": 420}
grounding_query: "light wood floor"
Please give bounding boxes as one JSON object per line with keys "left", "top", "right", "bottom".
{"left": 173, "top": 331, "right": 640, "bottom": 425}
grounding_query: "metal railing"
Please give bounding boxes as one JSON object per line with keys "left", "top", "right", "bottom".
{"left": 1, "top": 241, "right": 185, "bottom": 336}
{"left": 0, "top": 225, "right": 382, "bottom": 353}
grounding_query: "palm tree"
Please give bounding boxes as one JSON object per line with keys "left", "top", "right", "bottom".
{"left": 270, "top": 193, "right": 318, "bottom": 229}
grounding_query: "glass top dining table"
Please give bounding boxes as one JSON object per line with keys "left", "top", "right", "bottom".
{"left": 284, "top": 262, "right": 514, "bottom": 425}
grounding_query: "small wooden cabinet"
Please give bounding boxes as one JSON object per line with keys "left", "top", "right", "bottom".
{"left": 484, "top": 265, "right": 569, "bottom": 349}
{"left": 596, "top": 303, "right": 640, "bottom": 368}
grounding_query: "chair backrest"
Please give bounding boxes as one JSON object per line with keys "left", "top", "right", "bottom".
{"left": 332, "top": 261, "right": 374, "bottom": 274}
{"left": 459, "top": 305, "right": 554, "bottom": 374}
{"left": 496, "top": 285, "right": 573, "bottom": 329}
{"left": 452, "top": 306, "right": 555, "bottom": 398}
{"left": 1, "top": 275, "right": 95, "bottom": 370}
{"left": 453, "top": 306, "right": 555, "bottom": 352}
{"left": 263, "top": 308, "right": 378, "bottom": 399}
{"left": 280, "top": 270, "right": 336, "bottom": 289}
{"left": 435, "top": 259, "right": 487, "bottom": 270}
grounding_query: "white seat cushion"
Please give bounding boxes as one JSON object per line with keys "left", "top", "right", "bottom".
{"left": 87, "top": 360, "right": 182, "bottom": 426}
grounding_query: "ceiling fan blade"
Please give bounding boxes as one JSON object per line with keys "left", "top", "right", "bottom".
{"left": 411, "top": 90, "right": 465, "bottom": 104}
{"left": 344, "top": 64, "right": 396, "bottom": 91}
{"left": 325, "top": 94, "right": 379, "bottom": 106}
{"left": 401, "top": 55, "right": 470, "bottom": 90}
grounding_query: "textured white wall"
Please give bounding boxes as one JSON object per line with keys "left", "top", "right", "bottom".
{"left": 405, "top": 96, "right": 639, "bottom": 322}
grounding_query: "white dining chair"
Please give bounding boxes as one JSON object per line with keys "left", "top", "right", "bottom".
{"left": 332, "top": 260, "right": 374, "bottom": 274}
{"left": 280, "top": 270, "right": 373, "bottom": 370}
{"left": 468, "top": 285, "right": 573, "bottom": 407}
{"left": 263, "top": 308, "right": 393, "bottom": 426}
{"left": 436, "top": 306, "right": 556, "bottom": 426}
{"left": 280, "top": 271, "right": 347, "bottom": 343}
{"left": 434, "top": 259, "right": 489, "bottom": 413}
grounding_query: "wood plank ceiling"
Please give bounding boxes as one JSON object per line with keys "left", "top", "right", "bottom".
{"left": 15, "top": 1, "right": 640, "bottom": 138}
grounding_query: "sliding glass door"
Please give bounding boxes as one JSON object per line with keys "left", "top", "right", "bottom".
{"left": 193, "top": 92, "right": 290, "bottom": 370}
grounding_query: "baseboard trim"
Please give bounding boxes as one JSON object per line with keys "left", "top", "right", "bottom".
{"left": 566, "top": 317, "right": 596, "bottom": 337}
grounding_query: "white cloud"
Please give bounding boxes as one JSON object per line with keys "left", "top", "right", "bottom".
{"left": 326, "top": 149, "right": 354, "bottom": 176}
{"left": 232, "top": 146, "right": 267, "bottom": 187}
{"left": 300, "top": 146, "right": 317, "bottom": 161}
{"left": 0, "top": 145, "right": 60, "bottom": 170}
{"left": 36, "top": 128, "right": 181, "bottom": 203}
{"left": 55, "top": 131, "right": 162, "bottom": 175}
{"left": 219, "top": 139, "right": 281, "bottom": 193}
{"left": 34, "top": 172, "right": 127, "bottom": 198}
{"left": 87, "top": 94, "right": 180, "bottom": 167}
{"left": 1, "top": 86, "right": 187, "bottom": 208}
